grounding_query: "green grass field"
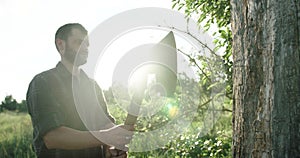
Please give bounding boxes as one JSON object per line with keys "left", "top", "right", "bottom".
{"left": 0, "top": 112, "right": 36, "bottom": 158}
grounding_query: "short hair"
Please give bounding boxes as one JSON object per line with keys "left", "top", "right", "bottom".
{"left": 55, "top": 23, "right": 88, "bottom": 51}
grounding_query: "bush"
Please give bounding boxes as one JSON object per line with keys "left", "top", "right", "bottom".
{"left": 128, "top": 130, "right": 231, "bottom": 158}
{"left": 107, "top": 98, "right": 232, "bottom": 157}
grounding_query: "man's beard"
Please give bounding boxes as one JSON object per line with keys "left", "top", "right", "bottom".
{"left": 64, "top": 47, "right": 87, "bottom": 66}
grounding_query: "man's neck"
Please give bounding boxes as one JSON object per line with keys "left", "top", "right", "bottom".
{"left": 61, "top": 59, "right": 80, "bottom": 77}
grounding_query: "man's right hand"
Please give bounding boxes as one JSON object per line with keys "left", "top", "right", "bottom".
{"left": 105, "top": 146, "right": 128, "bottom": 158}
{"left": 96, "top": 124, "right": 134, "bottom": 151}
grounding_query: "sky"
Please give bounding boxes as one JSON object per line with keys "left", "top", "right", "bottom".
{"left": 0, "top": 0, "right": 177, "bottom": 101}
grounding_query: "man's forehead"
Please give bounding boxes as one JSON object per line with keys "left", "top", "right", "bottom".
{"left": 70, "top": 28, "right": 88, "bottom": 39}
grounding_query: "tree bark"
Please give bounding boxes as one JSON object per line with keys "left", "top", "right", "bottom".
{"left": 231, "top": 0, "right": 300, "bottom": 157}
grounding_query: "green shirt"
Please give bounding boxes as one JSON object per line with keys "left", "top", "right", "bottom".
{"left": 26, "top": 62, "right": 114, "bottom": 158}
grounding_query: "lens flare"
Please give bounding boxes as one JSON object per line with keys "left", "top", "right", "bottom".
{"left": 163, "top": 99, "right": 179, "bottom": 119}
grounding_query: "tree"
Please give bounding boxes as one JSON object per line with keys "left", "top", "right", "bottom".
{"left": 231, "top": 0, "right": 300, "bottom": 157}
{"left": 16, "top": 100, "right": 28, "bottom": 112}
{"left": 0, "top": 95, "right": 27, "bottom": 112}
{"left": 1, "top": 95, "right": 17, "bottom": 111}
{"left": 173, "top": 0, "right": 300, "bottom": 157}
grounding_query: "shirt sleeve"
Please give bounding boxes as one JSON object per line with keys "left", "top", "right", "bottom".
{"left": 26, "top": 74, "right": 64, "bottom": 138}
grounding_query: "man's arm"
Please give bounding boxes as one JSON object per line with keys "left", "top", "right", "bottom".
{"left": 43, "top": 125, "right": 133, "bottom": 150}
{"left": 43, "top": 126, "right": 101, "bottom": 150}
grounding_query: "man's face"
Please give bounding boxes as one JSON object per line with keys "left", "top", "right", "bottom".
{"left": 63, "top": 28, "right": 89, "bottom": 66}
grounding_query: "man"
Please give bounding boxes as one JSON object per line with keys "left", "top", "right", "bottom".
{"left": 26, "top": 23, "right": 133, "bottom": 158}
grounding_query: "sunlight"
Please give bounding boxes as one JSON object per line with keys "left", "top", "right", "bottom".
{"left": 94, "top": 28, "right": 198, "bottom": 90}
{"left": 94, "top": 28, "right": 170, "bottom": 90}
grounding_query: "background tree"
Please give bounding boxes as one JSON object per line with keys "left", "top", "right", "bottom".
{"left": 231, "top": 0, "right": 300, "bottom": 157}
{"left": 0, "top": 95, "right": 27, "bottom": 113}
{"left": 1, "top": 95, "right": 17, "bottom": 111}
{"left": 16, "top": 100, "right": 27, "bottom": 113}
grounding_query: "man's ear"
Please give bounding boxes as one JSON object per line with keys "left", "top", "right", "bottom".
{"left": 56, "top": 38, "right": 65, "bottom": 55}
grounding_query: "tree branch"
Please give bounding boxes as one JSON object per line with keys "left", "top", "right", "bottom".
{"left": 177, "top": 48, "right": 211, "bottom": 83}
{"left": 158, "top": 25, "right": 220, "bottom": 57}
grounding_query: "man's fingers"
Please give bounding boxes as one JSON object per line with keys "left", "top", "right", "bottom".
{"left": 109, "top": 149, "right": 118, "bottom": 157}
{"left": 115, "top": 145, "right": 128, "bottom": 152}
{"left": 105, "top": 148, "right": 111, "bottom": 158}
{"left": 117, "top": 150, "right": 126, "bottom": 155}
{"left": 112, "top": 154, "right": 127, "bottom": 158}
{"left": 98, "top": 124, "right": 134, "bottom": 148}
{"left": 109, "top": 147, "right": 128, "bottom": 158}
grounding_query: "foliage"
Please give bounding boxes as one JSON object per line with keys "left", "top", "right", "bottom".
{"left": 172, "top": 0, "right": 232, "bottom": 98}
{"left": 128, "top": 131, "right": 231, "bottom": 158}
{"left": 0, "top": 95, "right": 27, "bottom": 113}
{"left": 106, "top": 72, "right": 232, "bottom": 157}
{"left": 103, "top": 1, "right": 234, "bottom": 155}
{"left": 167, "top": 131, "right": 231, "bottom": 157}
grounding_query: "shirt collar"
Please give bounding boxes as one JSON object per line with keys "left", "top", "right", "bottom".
{"left": 56, "top": 62, "right": 72, "bottom": 79}
{"left": 56, "top": 62, "right": 89, "bottom": 81}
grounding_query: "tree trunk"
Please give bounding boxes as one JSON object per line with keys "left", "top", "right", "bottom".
{"left": 231, "top": 0, "right": 300, "bottom": 157}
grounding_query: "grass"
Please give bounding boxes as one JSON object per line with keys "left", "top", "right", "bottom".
{"left": 0, "top": 112, "right": 36, "bottom": 158}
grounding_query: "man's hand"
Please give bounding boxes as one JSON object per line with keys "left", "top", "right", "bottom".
{"left": 96, "top": 124, "right": 134, "bottom": 151}
{"left": 105, "top": 146, "right": 127, "bottom": 158}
